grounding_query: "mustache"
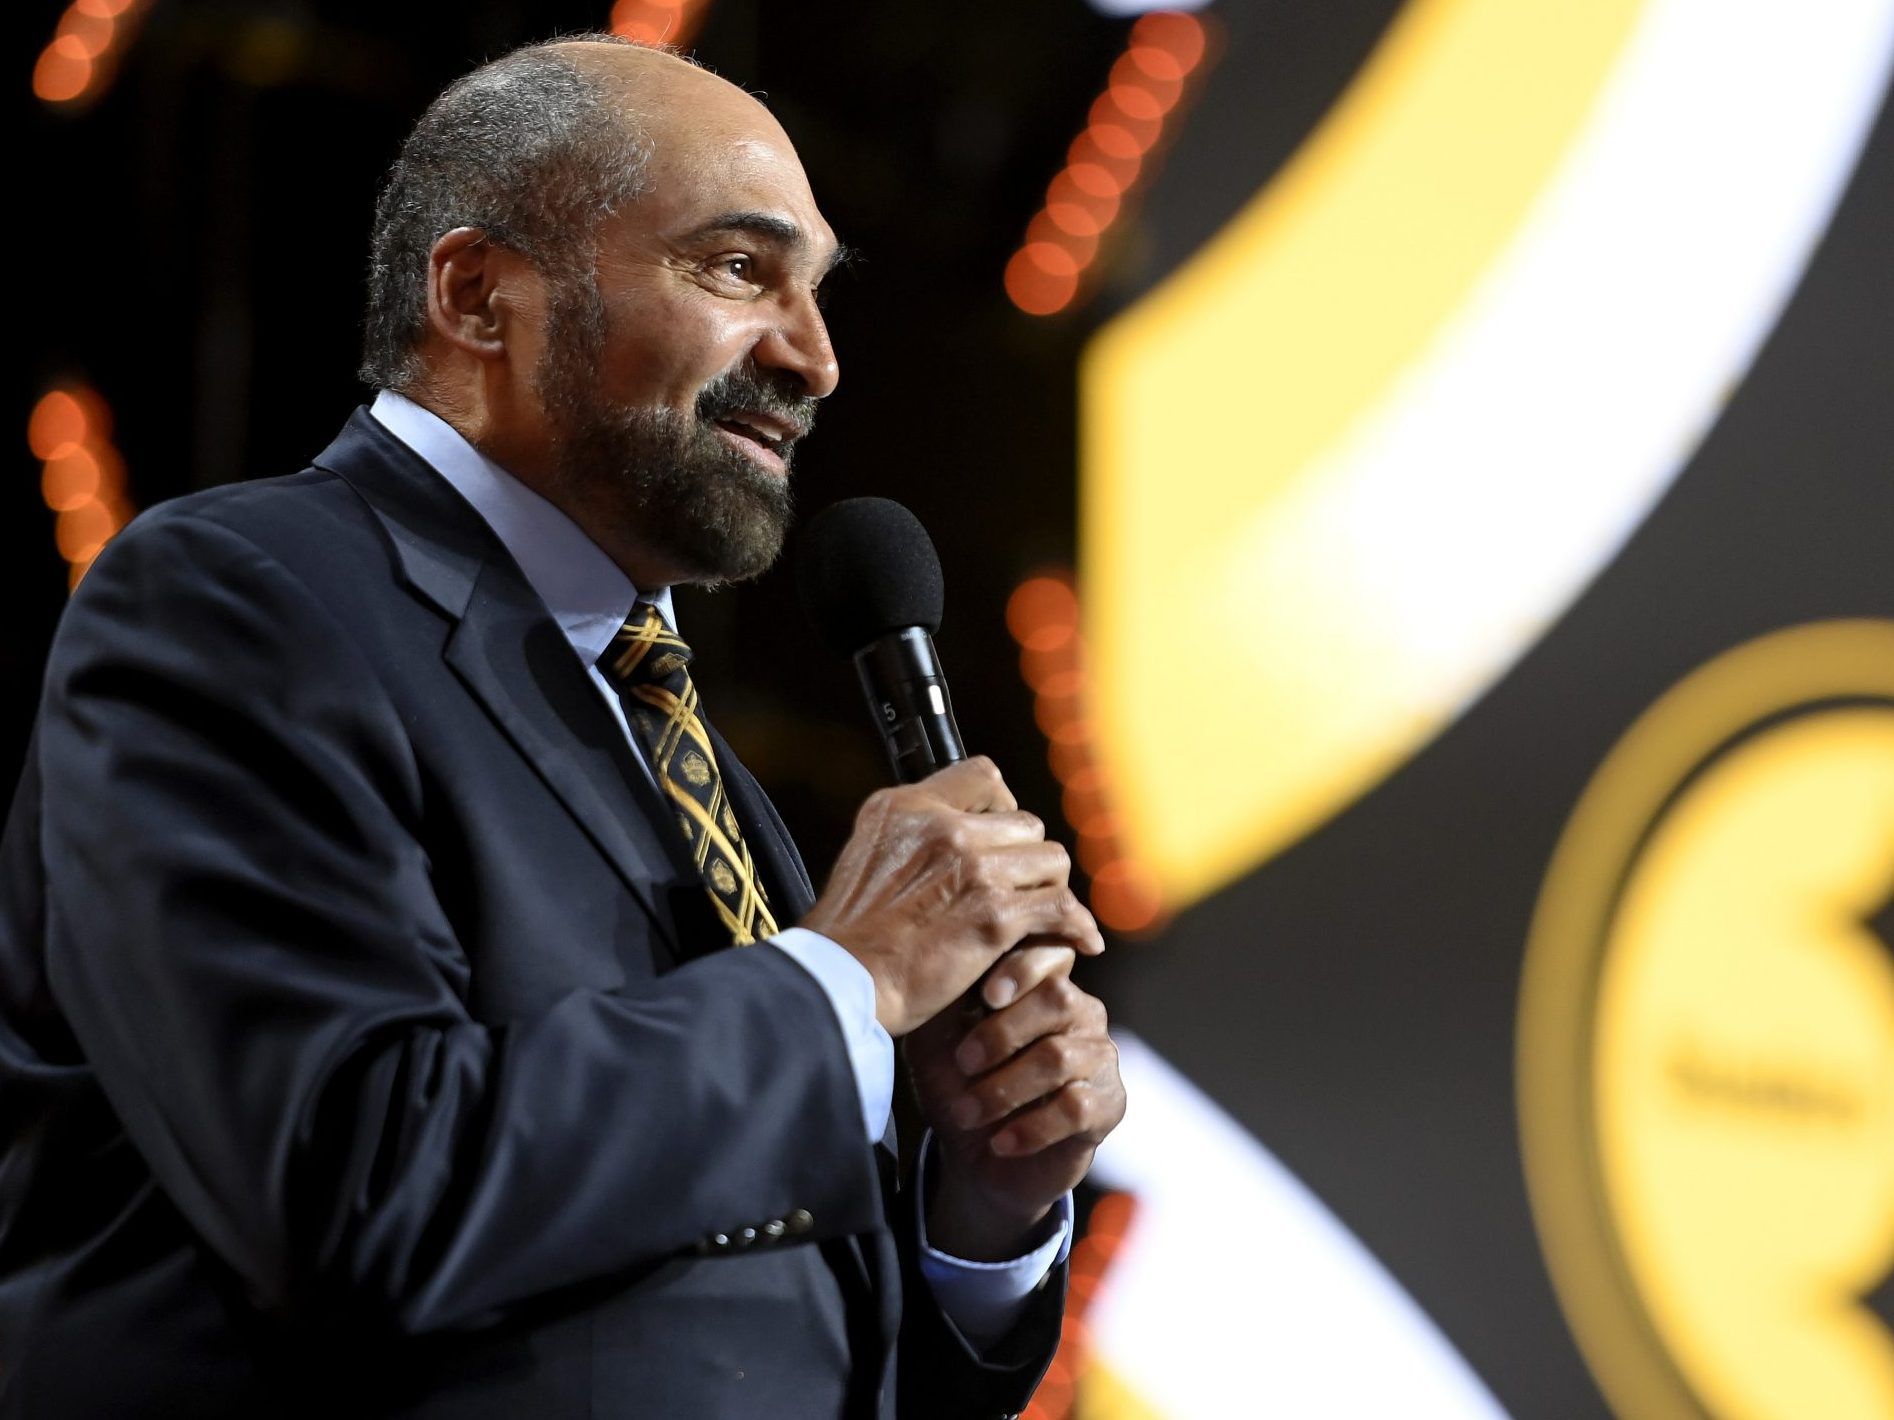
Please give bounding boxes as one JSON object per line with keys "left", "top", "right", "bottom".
{"left": 695, "top": 367, "right": 819, "bottom": 444}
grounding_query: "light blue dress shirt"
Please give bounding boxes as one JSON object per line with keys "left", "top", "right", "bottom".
{"left": 368, "top": 391, "right": 1069, "bottom": 1347}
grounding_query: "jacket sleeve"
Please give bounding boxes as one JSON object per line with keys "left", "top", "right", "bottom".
{"left": 36, "top": 509, "right": 882, "bottom": 1337}
{"left": 894, "top": 1182, "right": 1069, "bottom": 1420}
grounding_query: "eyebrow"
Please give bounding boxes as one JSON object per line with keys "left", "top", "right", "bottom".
{"left": 679, "top": 211, "right": 856, "bottom": 279}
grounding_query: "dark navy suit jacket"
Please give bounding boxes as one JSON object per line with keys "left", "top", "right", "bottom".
{"left": 0, "top": 411, "right": 1062, "bottom": 1417}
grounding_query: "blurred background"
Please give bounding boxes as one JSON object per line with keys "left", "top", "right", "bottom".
{"left": 13, "top": 1, "right": 1894, "bottom": 1416}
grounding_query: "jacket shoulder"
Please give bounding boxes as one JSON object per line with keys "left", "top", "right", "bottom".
{"left": 93, "top": 456, "right": 417, "bottom": 618}
{"left": 122, "top": 467, "right": 377, "bottom": 557}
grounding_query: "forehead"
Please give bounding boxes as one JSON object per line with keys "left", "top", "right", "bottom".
{"left": 605, "top": 63, "right": 837, "bottom": 261}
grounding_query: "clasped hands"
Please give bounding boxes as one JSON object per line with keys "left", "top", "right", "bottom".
{"left": 801, "top": 758, "right": 1126, "bottom": 1261}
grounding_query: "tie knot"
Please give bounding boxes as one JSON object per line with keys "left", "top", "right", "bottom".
{"left": 604, "top": 603, "right": 694, "bottom": 686}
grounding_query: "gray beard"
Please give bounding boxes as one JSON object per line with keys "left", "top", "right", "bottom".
{"left": 534, "top": 281, "right": 799, "bottom": 587}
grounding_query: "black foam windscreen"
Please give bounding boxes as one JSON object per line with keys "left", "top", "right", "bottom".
{"left": 796, "top": 497, "right": 945, "bottom": 656}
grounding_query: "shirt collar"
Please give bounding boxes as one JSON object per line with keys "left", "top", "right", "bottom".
{"left": 367, "top": 389, "right": 674, "bottom": 667}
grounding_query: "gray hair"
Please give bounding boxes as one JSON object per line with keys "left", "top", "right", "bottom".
{"left": 358, "top": 34, "right": 662, "bottom": 391}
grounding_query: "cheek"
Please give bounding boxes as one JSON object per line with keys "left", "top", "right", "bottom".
{"left": 600, "top": 300, "right": 762, "bottom": 408}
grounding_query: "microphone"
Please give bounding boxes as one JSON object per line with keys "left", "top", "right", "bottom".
{"left": 797, "top": 498, "right": 967, "bottom": 785}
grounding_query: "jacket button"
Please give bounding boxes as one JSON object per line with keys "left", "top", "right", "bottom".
{"left": 711, "top": 1232, "right": 730, "bottom": 1250}
{"left": 786, "top": 1208, "right": 813, "bottom": 1234}
{"left": 762, "top": 1219, "right": 786, "bottom": 1240}
{"left": 736, "top": 1227, "right": 757, "bottom": 1247}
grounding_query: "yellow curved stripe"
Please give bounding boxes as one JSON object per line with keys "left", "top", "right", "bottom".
{"left": 1081, "top": 0, "right": 1644, "bottom": 908}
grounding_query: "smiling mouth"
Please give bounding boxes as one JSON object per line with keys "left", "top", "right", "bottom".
{"left": 712, "top": 416, "right": 796, "bottom": 470}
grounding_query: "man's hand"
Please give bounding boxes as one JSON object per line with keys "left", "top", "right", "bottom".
{"left": 906, "top": 944, "right": 1127, "bottom": 1261}
{"left": 801, "top": 758, "right": 1103, "bottom": 1036}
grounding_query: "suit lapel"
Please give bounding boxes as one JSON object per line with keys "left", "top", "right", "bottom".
{"left": 443, "top": 562, "right": 701, "bottom": 955}
{"left": 316, "top": 410, "right": 694, "bottom": 965}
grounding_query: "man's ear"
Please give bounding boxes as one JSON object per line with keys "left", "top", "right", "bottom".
{"left": 424, "top": 226, "right": 536, "bottom": 363}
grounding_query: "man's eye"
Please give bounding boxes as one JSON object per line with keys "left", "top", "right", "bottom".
{"left": 715, "top": 255, "right": 754, "bottom": 282}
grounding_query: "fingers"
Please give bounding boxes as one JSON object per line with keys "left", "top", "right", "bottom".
{"left": 948, "top": 1027, "right": 1122, "bottom": 1142}
{"left": 924, "top": 756, "right": 1018, "bottom": 814}
{"left": 1003, "top": 884, "right": 1104, "bottom": 957}
{"left": 965, "top": 948, "right": 1081, "bottom": 1053}
{"left": 954, "top": 811, "right": 1053, "bottom": 853}
{"left": 976, "top": 941, "right": 1073, "bottom": 1013}
{"left": 990, "top": 1075, "right": 1127, "bottom": 1157}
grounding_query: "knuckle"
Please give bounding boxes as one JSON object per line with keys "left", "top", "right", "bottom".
{"left": 1045, "top": 1034, "right": 1078, "bottom": 1074}
{"left": 974, "top": 899, "right": 1008, "bottom": 939}
{"left": 1060, "top": 1082, "right": 1091, "bottom": 1122}
{"left": 860, "top": 787, "right": 908, "bottom": 831}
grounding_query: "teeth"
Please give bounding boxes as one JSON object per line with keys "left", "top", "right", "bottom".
{"left": 725, "top": 417, "right": 780, "bottom": 451}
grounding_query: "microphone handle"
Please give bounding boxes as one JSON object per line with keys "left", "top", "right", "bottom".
{"left": 853, "top": 627, "right": 966, "bottom": 784}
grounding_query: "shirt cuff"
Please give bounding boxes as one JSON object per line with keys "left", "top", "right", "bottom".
{"left": 915, "top": 1133, "right": 1074, "bottom": 1352}
{"left": 768, "top": 927, "right": 894, "bottom": 1143}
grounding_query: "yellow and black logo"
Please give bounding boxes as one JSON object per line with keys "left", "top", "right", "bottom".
{"left": 1520, "top": 620, "right": 1894, "bottom": 1420}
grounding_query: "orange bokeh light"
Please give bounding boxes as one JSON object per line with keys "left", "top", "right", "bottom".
{"left": 1103, "top": 81, "right": 1165, "bottom": 124}
{"left": 57, "top": 9, "right": 115, "bottom": 59}
{"left": 609, "top": 0, "right": 705, "bottom": 44}
{"left": 1111, "top": 53, "right": 1182, "bottom": 113}
{"left": 1003, "top": 250, "right": 1079, "bottom": 316}
{"left": 1090, "top": 859, "right": 1163, "bottom": 932}
{"left": 1044, "top": 202, "right": 1105, "bottom": 240}
{"left": 1076, "top": 835, "right": 1116, "bottom": 877}
{"left": 42, "top": 449, "right": 103, "bottom": 511}
{"left": 1062, "top": 791, "right": 1115, "bottom": 840}
{"left": 1049, "top": 739, "right": 1090, "bottom": 783}
{"left": 34, "top": 0, "right": 153, "bottom": 107}
{"left": 1006, "top": 11, "right": 1214, "bottom": 316}
{"left": 1021, "top": 646, "right": 1079, "bottom": 691}
{"left": 1034, "top": 695, "right": 1078, "bottom": 738}
{"left": 33, "top": 44, "right": 92, "bottom": 103}
{"left": 1125, "top": 43, "right": 1188, "bottom": 85}
{"left": 56, "top": 499, "right": 115, "bottom": 563}
{"left": 1079, "top": 122, "right": 1143, "bottom": 163}
{"left": 1007, "top": 576, "right": 1081, "bottom": 637}
{"left": 1007, "top": 566, "right": 1166, "bottom": 936}
{"left": 32, "top": 382, "right": 136, "bottom": 592}
{"left": 1088, "top": 91, "right": 1161, "bottom": 149}
{"left": 1025, "top": 211, "right": 1098, "bottom": 270}
{"left": 28, "top": 390, "right": 89, "bottom": 460}
{"left": 1034, "top": 668, "right": 1085, "bottom": 702}
{"left": 1019, "top": 623, "right": 1078, "bottom": 666}
{"left": 1133, "top": 9, "right": 1207, "bottom": 68}
{"left": 1046, "top": 718, "right": 1091, "bottom": 748}
{"left": 1069, "top": 127, "right": 1143, "bottom": 186}
{"left": 1061, "top": 162, "right": 1123, "bottom": 202}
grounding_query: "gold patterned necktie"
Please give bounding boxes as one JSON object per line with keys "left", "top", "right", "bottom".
{"left": 601, "top": 603, "right": 779, "bottom": 946}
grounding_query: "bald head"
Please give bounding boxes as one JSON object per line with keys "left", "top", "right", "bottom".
{"left": 360, "top": 35, "right": 741, "bottom": 391}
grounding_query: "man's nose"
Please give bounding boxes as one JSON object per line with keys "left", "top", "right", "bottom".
{"left": 754, "top": 295, "right": 840, "bottom": 400}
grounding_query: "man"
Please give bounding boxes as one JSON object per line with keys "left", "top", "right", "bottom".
{"left": 0, "top": 36, "right": 1125, "bottom": 1419}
